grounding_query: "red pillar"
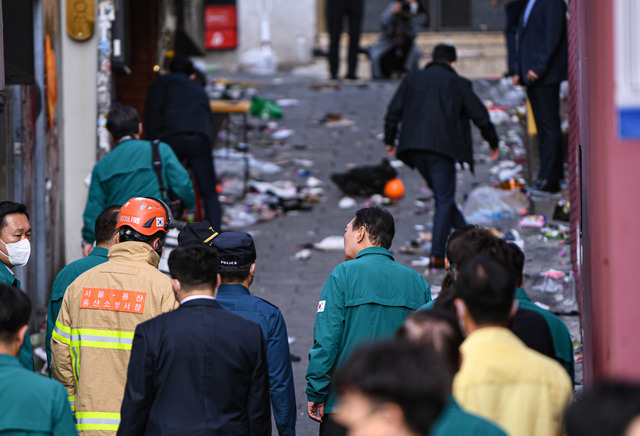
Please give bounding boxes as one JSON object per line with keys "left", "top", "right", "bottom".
{"left": 570, "top": 0, "right": 640, "bottom": 383}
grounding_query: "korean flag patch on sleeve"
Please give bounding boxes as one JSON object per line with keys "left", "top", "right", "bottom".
{"left": 317, "top": 300, "right": 326, "bottom": 313}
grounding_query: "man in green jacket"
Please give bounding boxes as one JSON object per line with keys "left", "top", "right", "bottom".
{"left": 508, "top": 243, "right": 575, "bottom": 383}
{"left": 46, "top": 205, "right": 120, "bottom": 375}
{"left": 0, "top": 283, "right": 78, "bottom": 435}
{"left": 306, "top": 207, "right": 431, "bottom": 435}
{"left": 81, "top": 106, "right": 195, "bottom": 256}
{"left": 0, "top": 201, "right": 34, "bottom": 371}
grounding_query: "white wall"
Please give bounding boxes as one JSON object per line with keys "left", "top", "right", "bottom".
{"left": 60, "top": 3, "right": 98, "bottom": 263}
{"left": 203, "top": 0, "right": 316, "bottom": 70}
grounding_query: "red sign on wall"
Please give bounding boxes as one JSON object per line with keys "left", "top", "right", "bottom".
{"left": 205, "top": 5, "right": 238, "bottom": 50}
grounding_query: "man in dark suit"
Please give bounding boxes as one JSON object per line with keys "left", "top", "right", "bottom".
{"left": 118, "top": 244, "right": 271, "bottom": 436}
{"left": 144, "top": 57, "right": 222, "bottom": 229}
{"left": 513, "top": 0, "right": 568, "bottom": 193}
{"left": 384, "top": 44, "right": 499, "bottom": 268}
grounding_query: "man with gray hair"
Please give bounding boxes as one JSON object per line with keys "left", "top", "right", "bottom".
{"left": 306, "top": 206, "right": 431, "bottom": 435}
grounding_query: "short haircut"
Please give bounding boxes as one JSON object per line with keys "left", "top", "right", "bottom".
{"left": 119, "top": 229, "right": 165, "bottom": 246}
{"left": 0, "top": 201, "right": 29, "bottom": 230}
{"left": 94, "top": 205, "right": 121, "bottom": 246}
{"left": 168, "top": 243, "right": 219, "bottom": 290}
{"left": 447, "top": 227, "right": 514, "bottom": 278}
{"left": 0, "top": 284, "right": 31, "bottom": 344}
{"left": 456, "top": 254, "right": 515, "bottom": 325}
{"left": 219, "top": 264, "right": 252, "bottom": 284}
{"left": 441, "top": 272, "right": 454, "bottom": 290}
{"left": 432, "top": 286, "right": 458, "bottom": 317}
{"left": 169, "top": 56, "right": 195, "bottom": 75}
{"left": 508, "top": 242, "right": 525, "bottom": 288}
{"left": 106, "top": 106, "right": 141, "bottom": 142}
{"left": 352, "top": 207, "right": 395, "bottom": 249}
{"left": 445, "top": 224, "right": 477, "bottom": 260}
{"left": 334, "top": 340, "right": 449, "bottom": 435}
{"left": 433, "top": 44, "right": 457, "bottom": 63}
{"left": 192, "top": 69, "right": 206, "bottom": 88}
{"left": 565, "top": 381, "right": 640, "bottom": 436}
{"left": 397, "top": 309, "right": 464, "bottom": 378}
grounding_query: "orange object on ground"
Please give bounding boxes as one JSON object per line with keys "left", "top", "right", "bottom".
{"left": 384, "top": 178, "right": 405, "bottom": 199}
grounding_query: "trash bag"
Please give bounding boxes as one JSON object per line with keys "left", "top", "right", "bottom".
{"left": 462, "top": 186, "right": 528, "bottom": 229}
{"left": 331, "top": 159, "right": 398, "bottom": 196}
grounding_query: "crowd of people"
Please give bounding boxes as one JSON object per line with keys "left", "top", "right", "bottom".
{"left": 2, "top": 199, "right": 640, "bottom": 435}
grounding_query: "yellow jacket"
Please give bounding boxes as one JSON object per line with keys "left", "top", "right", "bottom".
{"left": 51, "top": 242, "right": 178, "bottom": 435}
{"left": 453, "top": 327, "right": 573, "bottom": 436}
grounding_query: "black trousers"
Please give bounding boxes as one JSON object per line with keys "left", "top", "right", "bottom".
{"left": 163, "top": 132, "right": 222, "bottom": 230}
{"left": 379, "top": 39, "right": 414, "bottom": 78}
{"left": 326, "top": 0, "right": 364, "bottom": 79}
{"left": 406, "top": 151, "right": 467, "bottom": 258}
{"left": 527, "top": 83, "right": 564, "bottom": 182}
{"left": 319, "top": 413, "right": 347, "bottom": 436}
{"left": 505, "top": 0, "right": 526, "bottom": 75}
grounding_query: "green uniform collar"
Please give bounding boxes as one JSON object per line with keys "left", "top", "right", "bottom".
{"left": 0, "top": 353, "right": 21, "bottom": 368}
{"left": 515, "top": 287, "right": 531, "bottom": 303}
{"left": 354, "top": 246, "right": 394, "bottom": 260}
{"left": 0, "top": 263, "right": 19, "bottom": 287}
{"left": 445, "top": 395, "right": 462, "bottom": 412}
{"left": 89, "top": 246, "right": 109, "bottom": 259}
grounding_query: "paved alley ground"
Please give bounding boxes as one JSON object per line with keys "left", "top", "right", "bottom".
{"left": 205, "top": 71, "right": 579, "bottom": 435}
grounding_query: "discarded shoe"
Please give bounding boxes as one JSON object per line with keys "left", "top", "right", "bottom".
{"left": 429, "top": 255, "right": 446, "bottom": 269}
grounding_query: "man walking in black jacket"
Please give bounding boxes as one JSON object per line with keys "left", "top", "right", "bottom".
{"left": 384, "top": 44, "right": 499, "bottom": 268}
{"left": 144, "top": 57, "right": 222, "bottom": 229}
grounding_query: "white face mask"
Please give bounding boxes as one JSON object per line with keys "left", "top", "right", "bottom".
{"left": 0, "top": 238, "right": 31, "bottom": 267}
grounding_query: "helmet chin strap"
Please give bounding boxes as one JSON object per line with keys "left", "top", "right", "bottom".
{"left": 154, "top": 235, "right": 166, "bottom": 257}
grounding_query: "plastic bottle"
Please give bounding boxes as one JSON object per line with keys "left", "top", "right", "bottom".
{"left": 544, "top": 276, "right": 563, "bottom": 293}
{"left": 562, "top": 271, "right": 576, "bottom": 306}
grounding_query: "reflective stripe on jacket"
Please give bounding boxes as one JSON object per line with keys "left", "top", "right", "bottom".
{"left": 51, "top": 242, "right": 178, "bottom": 435}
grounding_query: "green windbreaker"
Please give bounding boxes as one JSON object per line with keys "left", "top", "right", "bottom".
{"left": 306, "top": 247, "right": 431, "bottom": 413}
{"left": 81, "top": 139, "right": 195, "bottom": 244}
{"left": 0, "top": 265, "right": 34, "bottom": 371}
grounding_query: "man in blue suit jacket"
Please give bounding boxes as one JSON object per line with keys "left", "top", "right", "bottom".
{"left": 118, "top": 244, "right": 271, "bottom": 436}
{"left": 514, "top": 0, "right": 567, "bottom": 193}
{"left": 212, "top": 231, "right": 297, "bottom": 436}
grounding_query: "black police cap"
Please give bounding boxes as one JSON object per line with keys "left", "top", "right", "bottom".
{"left": 212, "top": 232, "right": 257, "bottom": 266}
{"left": 177, "top": 221, "right": 219, "bottom": 247}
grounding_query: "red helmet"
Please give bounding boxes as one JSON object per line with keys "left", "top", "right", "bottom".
{"left": 116, "top": 197, "right": 171, "bottom": 236}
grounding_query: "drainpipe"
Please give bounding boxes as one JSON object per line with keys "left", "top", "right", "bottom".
{"left": 32, "top": 0, "right": 47, "bottom": 305}
{"left": 11, "top": 85, "right": 26, "bottom": 288}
